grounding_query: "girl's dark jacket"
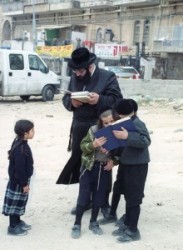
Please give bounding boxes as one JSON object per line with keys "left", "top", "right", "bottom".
{"left": 8, "top": 139, "right": 34, "bottom": 187}
{"left": 56, "top": 66, "right": 122, "bottom": 184}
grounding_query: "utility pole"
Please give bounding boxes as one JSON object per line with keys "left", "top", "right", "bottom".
{"left": 32, "top": 0, "right": 37, "bottom": 51}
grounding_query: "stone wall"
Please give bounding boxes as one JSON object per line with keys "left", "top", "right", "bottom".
{"left": 118, "top": 79, "right": 183, "bottom": 99}
{"left": 59, "top": 76, "right": 183, "bottom": 99}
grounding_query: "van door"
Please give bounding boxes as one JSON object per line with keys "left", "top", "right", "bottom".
{"left": 26, "top": 54, "right": 50, "bottom": 94}
{"left": 7, "top": 53, "right": 27, "bottom": 95}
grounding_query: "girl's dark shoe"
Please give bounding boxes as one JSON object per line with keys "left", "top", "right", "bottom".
{"left": 8, "top": 225, "right": 28, "bottom": 236}
{"left": 117, "top": 228, "right": 141, "bottom": 242}
{"left": 19, "top": 220, "right": 32, "bottom": 230}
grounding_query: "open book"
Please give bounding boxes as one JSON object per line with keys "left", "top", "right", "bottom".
{"left": 60, "top": 89, "right": 91, "bottom": 103}
{"left": 94, "top": 117, "right": 137, "bottom": 151}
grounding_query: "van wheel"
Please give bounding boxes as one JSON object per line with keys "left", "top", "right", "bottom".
{"left": 42, "top": 85, "right": 54, "bottom": 101}
{"left": 20, "top": 95, "right": 30, "bottom": 101}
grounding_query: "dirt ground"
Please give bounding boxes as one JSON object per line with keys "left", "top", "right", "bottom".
{"left": 0, "top": 95, "right": 183, "bottom": 250}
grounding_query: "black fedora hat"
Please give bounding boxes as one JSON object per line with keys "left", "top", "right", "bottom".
{"left": 68, "top": 47, "right": 96, "bottom": 70}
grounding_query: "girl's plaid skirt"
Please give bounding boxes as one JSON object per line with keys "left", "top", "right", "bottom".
{"left": 2, "top": 180, "right": 29, "bottom": 216}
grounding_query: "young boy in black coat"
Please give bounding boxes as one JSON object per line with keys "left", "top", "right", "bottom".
{"left": 99, "top": 99, "right": 151, "bottom": 243}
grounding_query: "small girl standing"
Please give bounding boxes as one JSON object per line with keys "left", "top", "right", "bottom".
{"left": 2, "top": 120, "right": 35, "bottom": 236}
{"left": 71, "top": 110, "right": 119, "bottom": 239}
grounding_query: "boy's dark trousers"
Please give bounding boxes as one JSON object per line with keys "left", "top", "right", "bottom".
{"left": 113, "top": 163, "right": 148, "bottom": 231}
{"left": 77, "top": 162, "right": 112, "bottom": 208}
{"left": 74, "top": 162, "right": 111, "bottom": 225}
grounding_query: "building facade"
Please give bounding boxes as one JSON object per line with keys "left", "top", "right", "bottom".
{"left": 0, "top": 0, "right": 183, "bottom": 79}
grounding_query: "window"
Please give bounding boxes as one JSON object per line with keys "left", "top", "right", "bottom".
{"left": 143, "top": 20, "right": 150, "bottom": 46}
{"left": 133, "top": 20, "right": 141, "bottom": 45}
{"left": 9, "top": 54, "right": 24, "bottom": 70}
{"left": 29, "top": 55, "right": 48, "bottom": 73}
{"left": 37, "top": 57, "right": 47, "bottom": 73}
{"left": 96, "top": 28, "right": 103, "bottom": 43}
{"left": 29, "top": 55, "right": 39, "bottom": 70}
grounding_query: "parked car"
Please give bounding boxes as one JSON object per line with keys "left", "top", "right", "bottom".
{"left": 104, "top": 66, "right": 140, "bottom": 79}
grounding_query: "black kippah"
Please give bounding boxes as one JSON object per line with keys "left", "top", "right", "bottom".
{"left": 113, "top": 99, "right": 134, "bottom": 115}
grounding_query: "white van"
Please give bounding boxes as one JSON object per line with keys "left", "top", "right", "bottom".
{"left": 0, "top": 49, "right": 60, "bottom": 101}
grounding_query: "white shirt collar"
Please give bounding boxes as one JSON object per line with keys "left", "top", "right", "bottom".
{"left": 90, "top": 64, "right": 96, "bottom": 76}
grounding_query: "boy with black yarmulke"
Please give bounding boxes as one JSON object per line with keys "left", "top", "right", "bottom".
{"left": 99, "top": 99, "right": 151, "bottom": 243}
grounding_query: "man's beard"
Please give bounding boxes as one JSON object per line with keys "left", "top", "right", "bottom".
{"left": 75, "top": 68, "right": 91, "bottom": 84}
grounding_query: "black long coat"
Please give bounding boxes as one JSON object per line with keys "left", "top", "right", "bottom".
{"left": 56, "top": 66, "right": 122, "bottom": 184}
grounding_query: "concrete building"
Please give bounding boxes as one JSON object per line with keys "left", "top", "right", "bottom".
{"left": 0, "top": 0, "right": 183, "bottom": 79}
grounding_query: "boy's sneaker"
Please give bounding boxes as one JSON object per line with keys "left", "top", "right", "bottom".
{"left": 8, "top": 225, "right": 28, "bottom": 236}
{"left": 71, "top": 224, "right": 81, "bottom": 239}
{"left": 19, "top": 220, "right": 32, "bottom": 230}
{"left": 89, "top": 222, "right": 103, "bottom": 235}
{"left": 115, "top": 214, "right": 126, "bottom": 227}
{"left": 98, "top": 214, "right": 117, "bottom": 225}
{"left": 112, "top": 224, "right": 129, "bottom": 236}
{"left": 117, "top": 228, "right": 141, "bottom": 242}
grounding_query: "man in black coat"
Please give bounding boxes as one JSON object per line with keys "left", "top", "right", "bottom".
{"left": 56, "top": 47, "right": 123, "bottom": 213}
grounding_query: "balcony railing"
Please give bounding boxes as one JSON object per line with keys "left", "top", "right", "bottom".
{"left": 80, "top": 0, "right": 114, "bottom": 8}
{"left": 2, "top": 0, "right": 80, "bottom": 15}
{"left": 114, "top": 0, "right": 160, "bottom": 6}
{"left": 2, "top": 0, "right": 160, "bottom": 14}
{"left": 25, "top": 0, "right": 75, "bottom": 4}
{"left": 25, "top": 0, "right": 49, "bottom": 4}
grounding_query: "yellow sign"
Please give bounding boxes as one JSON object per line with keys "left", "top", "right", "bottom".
{"left": 36, "top": 45, "right": 74, "bottom": 57}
